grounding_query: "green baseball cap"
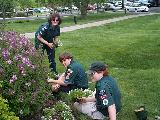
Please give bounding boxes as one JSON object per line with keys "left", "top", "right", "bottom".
{"left": 86, "top": 61, "right": 107, "bottom": 74}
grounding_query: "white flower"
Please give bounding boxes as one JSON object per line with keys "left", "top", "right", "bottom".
{"left": 25, "top": 82, "right": 31, "bottom": 87}
{"left": 20, "top": 110, "right": 23, "bottom": 114}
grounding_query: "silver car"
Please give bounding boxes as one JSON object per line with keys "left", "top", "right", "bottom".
{"left": 125, "top": 3, "right": 149, "bottom": 12}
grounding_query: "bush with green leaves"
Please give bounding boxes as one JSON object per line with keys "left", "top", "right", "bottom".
{"left": 0, "top": 82, "right": 19, "bottom": 120}
{"left": 0, "top": 31, "right": 52, "bottom": 119}
{"left": 41, "top": 101, "right": 74, "bottom": 120}
{"left": 67, "top": 88, "right": 93, "bottom": 102}
{"left": 14, "top": 12, "right": 27, "bottom": 17}
{"left": 0, "top": 95, "right": 19, "bottom": 120}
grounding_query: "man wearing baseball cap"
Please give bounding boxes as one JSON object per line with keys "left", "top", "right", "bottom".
{"left": 74, "top": 61, "right": 122, "bottom": 120}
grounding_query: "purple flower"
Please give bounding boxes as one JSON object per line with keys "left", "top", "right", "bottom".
{"left": 9, "top": 74, "right": 17, "bottom": 83}
{"left": 14, "top": 54, "right": 22, "bottom": 61}
{"left": 22, "top": 57, "right": 32, "bottom": 66}
{"left": 19, "top": 36, "right": 28, "bottom": 46}
{"left": 6, "top": 59, "right": 12, "bottom": 64}
{"left": 30, "top": 65, "right": 35, "bottom": 69}
{"left": 12, "top": 75, "right": 17, "bottom": 80}
{"left": 2, "top": 48, "right": 10, "bottom": 60}
{"left": 17, "top": 64, "right": 26, "bottom": 75}
{"left": 18, "top": 64, "right": 24, "bottom": 71}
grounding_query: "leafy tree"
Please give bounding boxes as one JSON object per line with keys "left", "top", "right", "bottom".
{"left": 92, "top": 0, "right": 106, "bottom": 13}
{"left": 0, "top": 0, "right": 16, "bottom": 29}
{"left": 73, "top": 0, "right": 89, "bottom": 18}
{"left": 18, "top": 0, "right": 35, "bottom": 9}
{"left": 47, "top": 0, "right": 63, "bottom": 13}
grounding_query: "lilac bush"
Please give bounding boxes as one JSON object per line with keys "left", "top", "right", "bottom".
{"left": 0, "top": 31, "right": 52, "bottom": 119}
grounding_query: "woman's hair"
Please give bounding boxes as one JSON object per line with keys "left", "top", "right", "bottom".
{"left": 96, "top": 68, "right": 109, "bottom": 76}
{"left": 59, "top": 52, "right": 73, "bottom": 63}
{"left": 48, "top": 13, "right": 62, "bottom": 25}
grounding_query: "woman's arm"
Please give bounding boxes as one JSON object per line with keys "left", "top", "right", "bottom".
{"left": 108, "top": 104, "right": 116, "bottom": 120}
{"left": 79, "top": 96, "right": 96, "bottom": 103}
{"left": 47, "top": 73, "right": 67, "bottom": 86}
{"left": 37, "top": 35, "right": 53, "bottom": 48}
{"left": 85, "top": 96, "right": 96, "bottom": 102}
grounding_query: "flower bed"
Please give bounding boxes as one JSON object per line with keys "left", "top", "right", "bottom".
{"left": 0, "top": 31, "right": 52, "bottom": 119}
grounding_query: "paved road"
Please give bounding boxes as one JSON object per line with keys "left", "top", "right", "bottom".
{"left": 23, "top": 12, "right": 159, "bottom": 39}
{"left": 0, "top": 12, "right": 72, "bottom": 21}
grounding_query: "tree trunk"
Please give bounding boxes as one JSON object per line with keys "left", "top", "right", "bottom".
{"left": 80, "top": 1, "right": 88, "bottom": 18}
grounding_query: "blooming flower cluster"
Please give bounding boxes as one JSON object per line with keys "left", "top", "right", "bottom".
{"left": 0, "top": 31, "right": 51, "bottom": 118}
{"left": 68, "top": 88, "right": 93, "bottom": 102}
{"left": 1, "top": 32, "right": 36, "bottom": 76}
{"left": 41, "top": 101, "right": 74, "bottom": 120}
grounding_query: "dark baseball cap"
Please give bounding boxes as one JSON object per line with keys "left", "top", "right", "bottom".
{"left": 86, "top": 61, "right": 107, "bottom": 74}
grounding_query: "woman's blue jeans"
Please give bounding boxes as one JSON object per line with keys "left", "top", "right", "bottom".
{"left": 46, "top": 47, "right": 57, "bottom": 74}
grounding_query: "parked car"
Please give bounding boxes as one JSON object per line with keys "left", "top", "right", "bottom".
{"left": 104, "top": 3, "right": 122, "bottom": 11}
{"left": 148, "top": 0, "right": 156, "bottom": 6}
{"left": 39, "top": 7, "right": 50, "bottom": 12}
{"left": 57, "top": 6, "right": 71, "bottom": 12}
{"left": 124, "top": 1, "right": 133, "bottom": 7}
{"left": 114, "top": 1, "right": 122, "bottom": 7}
{"left": 125, "top": 3, "right": 149, "bottom": 12}
{"left": 141, "top": 2, "right": 152, "bottom": 7}
{"left": 72, "top": 5, "right": 78, "bottom": 10}
{"left": 33, "top": 8, "right": 41, "bottom": 13}
{"left": 24, "top": 8, "right": 33, "bottom": 15}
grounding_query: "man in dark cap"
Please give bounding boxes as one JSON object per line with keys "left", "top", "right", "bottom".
{"left": 74, "top": 61, "right": 122, "bottom": 120}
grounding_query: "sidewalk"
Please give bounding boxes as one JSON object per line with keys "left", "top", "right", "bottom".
{"left": 23, "top": 12, "right": 159, "bottom": 39}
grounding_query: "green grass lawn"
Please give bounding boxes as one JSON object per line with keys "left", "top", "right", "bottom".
{"left": 4, "top": 13, "right": 160, "bottom": 119}
{"left": 4, "top": 12, "right": 129, "bottom": 33}
{"left": 52, "top": 14, "right": 160, "bottom": 120}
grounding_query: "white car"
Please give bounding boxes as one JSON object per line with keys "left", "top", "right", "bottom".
{"left": 104, "top": 3, "right": 122, "bottom": 11}
{"left": 125, "top": 3, "right": 149, "bottom": 12}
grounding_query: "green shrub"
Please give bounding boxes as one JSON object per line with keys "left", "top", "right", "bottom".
{"left": 14, "top": 12, "right": 27, "bottom": 17}
{"left": 0, "top": 12, "right": 13, "bottom": 18}
{"left": 0, "top": 31, "right": 52, "bottom": 119}
{"left": 0, "top": 96, "right": 19, "bottom": 120}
